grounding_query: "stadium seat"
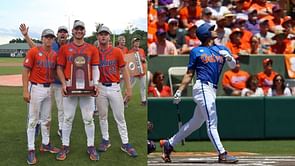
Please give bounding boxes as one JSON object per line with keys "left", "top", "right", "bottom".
{"left": 168, "top": 66, "right": 194, "bottom": 96}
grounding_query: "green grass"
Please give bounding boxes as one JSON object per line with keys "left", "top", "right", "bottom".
{"left": 0, "top": 84, "right": 147, "bottom": 165}
{"left": 154, "top": 140, "right": 295, "bottom": 155}
{"left": 0, "top": 66, "right": 22, "bottom": 75}
{"left": 0, "top": 57, "right": 24, "bottom": 63}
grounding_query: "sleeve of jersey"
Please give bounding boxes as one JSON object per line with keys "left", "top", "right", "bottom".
{"left": 187, "top": 48, "right": 198, "bottom": 70}
{"left": 23, "top": 48, "right": 35, "bottom": 69}
{"left": 57, "top": 46, "right": 66, "bottom": 67}
{"left": 117, "top": 49, "right": 126, "bottom": 68}
{"left": 91, "top": 46, "right": 100, "bottom": 66}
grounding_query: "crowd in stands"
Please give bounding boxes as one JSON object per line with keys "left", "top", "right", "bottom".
{"left": 148, "top": 0, "right": 295, "bottom": 57}
{"left": 147, "top": 0, "right": 295, "bottom": 97}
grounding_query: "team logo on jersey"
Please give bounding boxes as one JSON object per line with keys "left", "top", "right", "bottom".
{"left": 38, "top": 52, "right": 43, "bottom": 56}
{"left": 25, "top": 58, "right": 29, "bottom": 63}
{"left": 69, "top": 48, "right": 73, "bottom": 52}
{"left": 199, "top": 49, "right": 204, "bottom": 53}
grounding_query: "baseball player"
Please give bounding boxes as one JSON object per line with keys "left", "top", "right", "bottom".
{"left": 116, "top": 35, "right": 129, "bottom": 54}
{"left": 19, "top": 24, "right": 69, "bottom": 139}
{"left": 22, "top": 29, "right": 60, "bottom": 165}
{"left": 56, "top": 20, "right": 100, "bottom": 161}
{"left": 95, "top": 26, "right": 138, "bottom": 157}
{"left": 160, "top": 23, "right": 238, "bottom": 163}
{"left": 128, "top": 37, "right": 147, "bottom": 106}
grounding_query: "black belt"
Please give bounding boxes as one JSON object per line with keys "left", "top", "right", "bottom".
{"left": 31, "top": 82, "right": 51, "bottom": 87}
{"left": 201, "top": 81, "right": 218, "bottom": 89}
{"left": 101, "top": 82, "right": 119, "bottom": 87}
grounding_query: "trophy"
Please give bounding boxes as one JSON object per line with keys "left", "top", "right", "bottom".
{"left": 124, "top": 52, "right": 144, "bottom": 77}
{"left": 66, "top": 54, "right": 95, "bottom": 96}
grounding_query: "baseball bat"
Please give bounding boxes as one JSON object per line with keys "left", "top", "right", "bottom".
{"left": 176, "top": 103, "right": 185, "bottom": 145}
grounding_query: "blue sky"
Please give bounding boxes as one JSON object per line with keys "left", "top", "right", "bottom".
{"left": 0, "top": 0, "right": 147, "bottom": 44}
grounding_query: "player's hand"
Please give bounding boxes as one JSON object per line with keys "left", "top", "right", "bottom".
{"left": 61, "top": 84, "right": 68, "bottom": 96}
{"left": 124, "top": 88, "right": 132, "bottom": 103}
{"left": 219, "top": 50, "right": 232, "bottom": 61}
{"left": 23, "top": 91, "right": 30, "bottom": 103}
{"left": 173, "top": 90, "right": 182, "bottom": 104}
{"left": 93, "top": 85, "right": 99, "bottom": 97}
{"left": 19, "top": 23, "right": 29, "bottom": 36}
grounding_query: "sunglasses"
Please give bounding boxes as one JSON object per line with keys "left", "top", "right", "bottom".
{"left": 275, "top": 78, "right": 282, "bottom": 82}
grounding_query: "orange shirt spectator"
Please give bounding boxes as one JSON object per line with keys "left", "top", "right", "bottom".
{"left": 148, "top": 71, "right": 172, "bottom": 97}
{"left": 222, "top": 58, "right": 250, "bottom": 96}
{"left": 226, "top": 28, "right": 250, "bottom": 58}
{"left": 179, "top": 0, "right": 202, "bottom": 28}
{"left": 256, "top": 58, "right": 278, "bottom": 95}
{"left": 249, "top": 0, "right": 274, "bottom": 18}
{"left": 270, "top": 30, "right": 294, "bottom": 54}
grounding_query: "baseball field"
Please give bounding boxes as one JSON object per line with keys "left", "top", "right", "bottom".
{"left": 0, "top": 57, "right": 147, "bottom": 166}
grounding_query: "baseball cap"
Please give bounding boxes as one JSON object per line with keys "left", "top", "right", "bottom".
{"left": 57, "top": 26, "right": 68, "bottom": 33}
{"left": 156, "top": 28, "right": 166, "bottom": 36}
{"left": 41, "top": 29, "right": 55, "bottom": 37}
{"left": 73, "top": 20, "right": 85, "bottom": 29}
{"left": 263, "top": 58, "right": 273, "bottom": 66}
{"left": 168, "top": 18, "right": 179, "bottom": 24}
{"left": 258, "top": 18, "right": 269, "bottom": 24}
{"left": 97, "top": 26, "right": 112, "bottom": 34}
{"left": 187, "top": 23, "right": 197, "bottom": 31}
{"left": 272, "top": 5, "right": 282, "bottom": 12}
{"left": 166, "top": 3, "right": 178, "bottom": 10}
{"left": 203, "top": 7, "right": 212, "bottom": 15}
{"left": 132, "top": 37, "right": 140, "bottom": 43}
{"left": 223, "top": 11, "right": 235, "bottom": 18}
{"left": 157, "top": 8, "right": 167, "bottom": 15}
{"left": 272, "top": 28, "right": 287, "bottom": 40}
{"left": 247, "top": 8, "right": 257, "bottom": 14}
{"left": 230, "top": 28, "right": 243, "bottom": 37}
{"left": 282, "top": 16, "right": 292, "bottom": 27}
{"left": 196, "top": 23, "right": 215, "bottom": 43}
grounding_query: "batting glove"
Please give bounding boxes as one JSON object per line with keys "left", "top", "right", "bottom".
{"left": 173, "top": 90, "right": 182, "bottom": 104}
{"left": 219, "top": 50, "right": 233, "bottom": 61}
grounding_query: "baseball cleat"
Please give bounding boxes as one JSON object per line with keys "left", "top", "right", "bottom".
{"left": 40, "top": 143, "right": 60, "bottom": 154}
{"left": 87, "top": 146, "right": 99, "bottom": 161}
{"left": 218, "top": 151, "right": 238, "bottom": 163}
{"left": 160, "top": 139, "right": 174, "bottom": 163}
{"left": 98, "top": 139, "right": 111, "bottom": 152}
{"left": 27, "top": 150, "right": 37, "bottom": 165}
{"left": 121, "top": 143, "right": 138, "bottom": 157}
{"left": 56, "top": 145, "right": 70, "bottom": 161}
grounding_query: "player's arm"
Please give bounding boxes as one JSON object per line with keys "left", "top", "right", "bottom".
{"left": 19, "top": 24, "right": 36, "bottom": 48}
{"left": 121, "top": 65, "right": 132, "bottom": 101}
{"left": 22, "top": 67, "right": 30, "bottom": 103}
{"left": 57, "top": 65, "right": 67, "bottom": 96}
{"left": 92, "top": 65, "right": 100, "bottom": 96}
{"left": 219, "top": 49, "right": 236, "bottom": 69}
{"left": 178, "top": 69, "right": 195, "bottom": 92}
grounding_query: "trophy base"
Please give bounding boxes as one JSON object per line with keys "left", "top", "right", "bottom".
{"left": 66, "top": 87, "right": 95, "bottom": 96}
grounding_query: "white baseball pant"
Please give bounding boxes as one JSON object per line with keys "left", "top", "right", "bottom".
{"left": 51, "top": 83, "right": 64, "bottom": 131}
{"left": 169, "top": 80, "right": 226, "bottom": 154}
{"left": 27, "top": 83, "right": 52, "bottom": 150}
{"left": 96, "top": 83, "right": 129, "bottom": 144}
{"left": 62, "top": 95, "right": 95, "bottom": 147}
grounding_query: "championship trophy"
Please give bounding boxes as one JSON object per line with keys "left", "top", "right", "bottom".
{"left": 66, "top": 54, "right": 95, "bottom": 96}
{"left": 124, "top": 52, "right": 144, "bottom": 77}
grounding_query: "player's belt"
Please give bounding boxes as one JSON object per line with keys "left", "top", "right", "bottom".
{"left": 31, "top": 82, "right": 51, "bottom": 87}
{"left": 101, "top": 82, "right": 120, "bottom": 87}
{"left": 200, "top": 81, "right": 218, "bottom": 89}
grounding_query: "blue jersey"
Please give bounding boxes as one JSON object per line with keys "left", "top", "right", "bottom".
{"left": 187, "top": 44, "right": 232, "bottom": 85}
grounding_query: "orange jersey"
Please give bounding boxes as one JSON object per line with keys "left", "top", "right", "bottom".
{"left": 57, "top": 42, "right": 99, "bottom": 80}
{"left": 257, "top": 70, "right": 278, "bottom": 94}
{"left": 222, "top": 70, "right": 250, "bottom": 90}
{"left": 226, "top": 41, "right": 250, "bottom": 58}
{"left": 23, "top": 46, "right": 57, "bottom": 83}
{"left": 179, "top": 6, "right": 202, "bottom": 24}
{"left": 270, "top": 40, "right": 294, "bottom": 54}
{"left": 185, "top": 35, "right": 201, "bottom": 48}
{"left": 148, "top": 85, "right": 172, "bottom": 97}
{"left": 128, "top": 48, "right": 147, "bottom": 76}
{"left": 98, "top": 46, "right": 125, "bottom": 83}
{"left": 116, "top": 46, "right": 129, "bottom": 54}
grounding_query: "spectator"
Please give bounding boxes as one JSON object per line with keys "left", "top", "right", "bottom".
{"left": 207, "top": 0, "right": 230, "bottom": 19}
{"left": 241, "top": 75, "right": 264, "bottom": 96}
{"left": 282, "top": 16, "right": 295, "bottom": 40}
{"left": 222, "top": 57, "right": 250, "bottom": 96}
{"left": 267, "top": 74, "right": 292, "bottom": 96}
{"left": 166, "top": 3, "right": 181, "bottom": 22}
{"left": 148, "top": 8, "right": 168, "bottom": 46}
{"left": 196, "top": 7, "right": 216, "bottom": 28}
{"left": 223, "top": 11, "right": 236, "bottom": 28}
{"left": 148, "top": 71, "right": 172, "bottom": 97}
{"left": 116, "top": 36, "right": 128, "bottom": 54}
{"left": 226, "top": 28, "right": 250, "bottom": 58}
{"left": 249, "top": 0, "right": 274, "bottom": 18}
{"left": 166, "top": 18, "right": 188, "bottom": 54}
{"left": 148, "top": 28, "right": 178, "bottom": 56}
{"left": 233, "top": 18, "right": 253, "bottom": 44}
{"left": 232, "top": 0, "right": 248, "bottom": 21}
{"left": 245, "top": 8, "right": 260, "bottom": 35}
{"left": 267, "top": 5, "right": 284, "bottom": 32}
{"left": 182, "top": 23, "right": 201, "bottom": 54}
{"left": 214, "top": 15, "right": 232, "bottom": 45}
{"left": 270, "top": 29, "right": 294, "bottom": 54}
{"left": 249, "top": 36, "right": 268, "bottom": 54}
{"left": 179, "top": 0, "right": 203, "bottom": 28}
{"left": 254, "top": 18, "right": 275, "bottom": 53}
{"left": 257, "top": 58, "right": 278, "bottom": 95}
